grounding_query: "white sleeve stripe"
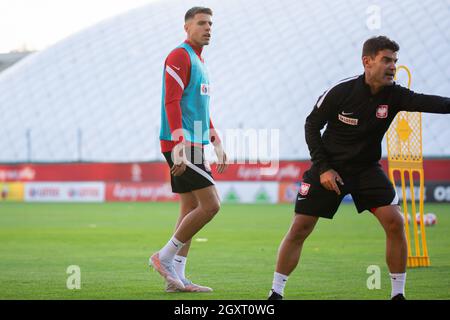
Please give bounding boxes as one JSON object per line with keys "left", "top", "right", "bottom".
{"left": 316, "top": 75, "right": 359, "bottom": 108}
{"left": 166, "top": 65, "right": 184, "bottom": 90}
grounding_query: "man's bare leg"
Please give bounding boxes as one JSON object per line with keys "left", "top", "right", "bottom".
{"left": 150, "top": 185, "right": 220, "bottom": 290}
{"left": 174, "top": 192, "right": 199, "bottom": 258}
{"left": 372, "top": 205, "right": 407, "bottom": 298}
{"left": 173, "top": 185, "right": 220, "bottom": 243}
{"left": 269, "top": 214, "right": 319, "bottom": 298}
{"left": 162, "top": 191, "right": 214, "bottom": 292}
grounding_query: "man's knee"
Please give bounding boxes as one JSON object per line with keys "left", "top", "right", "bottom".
{"left": 385, "top": 210, "right": 406, "bottom": 237}
{"left": 201, "top": 200, "right": 221, "bottom": 220}
{"left": 180, "top": 193, "right": 199, "bottom": 215}
{"left": 288, "top": 219, "right": 315, "bottom": 243}
{"left": 181, "top": 205, "right": 198, "bottom": 216}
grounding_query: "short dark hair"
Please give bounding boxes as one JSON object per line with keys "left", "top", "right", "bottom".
{"left": 185, "top": 7, "right": 213, "bottom": 22}
{"left": 362, "top": 36, "right": 400, "bottom": 58}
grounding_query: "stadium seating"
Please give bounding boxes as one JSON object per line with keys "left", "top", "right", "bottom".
{"left": 0, "top": 0, "right": 449, "bottom": 162}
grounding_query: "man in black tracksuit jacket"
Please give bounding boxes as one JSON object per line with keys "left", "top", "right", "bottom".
{"left": 268, "top": 36, "right": 450, "bottom": 300}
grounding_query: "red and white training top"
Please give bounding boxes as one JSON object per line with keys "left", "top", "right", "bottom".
{"left": 161, "top": 40, "right": 220, "bottom": 152}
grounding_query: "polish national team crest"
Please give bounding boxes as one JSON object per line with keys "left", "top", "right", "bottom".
{"left": 200, "top": 84, "right": 210, "bottom": 96}
{"left": 376, "top": 105, "right": 389, "bottom": 118}
{"left": 299, "top": 182, "right": 311, "bottom": 196}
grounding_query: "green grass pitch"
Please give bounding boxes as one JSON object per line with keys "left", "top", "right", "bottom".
{"left": 0, "top": 202, "right": 449, "bottom": 300}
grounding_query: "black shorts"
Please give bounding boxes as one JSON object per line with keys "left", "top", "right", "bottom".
{"left": 163, "top": 146, "right": 215, "bottom": 194}
{"left": 295, "top": 163, "right": 399, "bottom": 219}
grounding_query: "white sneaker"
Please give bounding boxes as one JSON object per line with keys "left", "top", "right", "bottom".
{"left": 166, "top": 278, "right": 213, "bottom": 293}
{"left": 149, "top": 252, "right": 185, "bottom": 291}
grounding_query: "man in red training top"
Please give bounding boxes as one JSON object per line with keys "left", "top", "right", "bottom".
{"left": 149, "top": 6, "right": 228, "bottom": 293}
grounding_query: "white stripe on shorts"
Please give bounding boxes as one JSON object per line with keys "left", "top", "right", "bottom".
{"left": 391, "top": 190, "right": 399, "bottom": 205}
{"left": 186, "top": 161, "right": 216, "bottom": 185}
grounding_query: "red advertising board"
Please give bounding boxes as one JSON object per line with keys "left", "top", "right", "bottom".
{"left": 213, "top": 159, "right": 450, "bottom": 182}
{"left": 379, "top": 159, "right": 450, "bottom": 182}
{"left": 0, "top": 159, "right": 448, "bottom": 183}
{"left": 105, "top": 183, "right": 179, "bottom": 202}
{"left": 0, "top": 163, "right": 169, "bottom": 182}
{"left": 211, "top": 161, "right": 311, "bottom": 182}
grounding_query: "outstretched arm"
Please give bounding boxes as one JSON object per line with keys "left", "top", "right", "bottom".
{"left": 396, "top": 86, "right": 450, "bottom": 114}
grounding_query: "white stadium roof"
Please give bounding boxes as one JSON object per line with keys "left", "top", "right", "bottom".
{"left": 0, "top": 0, "right": 449, "bottom": 162}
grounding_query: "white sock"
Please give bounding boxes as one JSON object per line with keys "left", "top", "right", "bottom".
{"left": 272, "top": 272, "right": 288, "bottom": 296}
{"left": 174, "top": 255, "right": 187, "bottom": 280}
{"left": 159, "top": 236, "right": 184, "bottom": 262}
{"left": 390, "top": 272, "right": 406, "bottom": 298}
